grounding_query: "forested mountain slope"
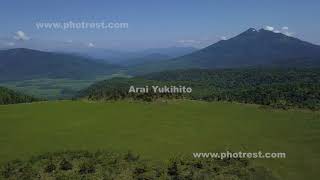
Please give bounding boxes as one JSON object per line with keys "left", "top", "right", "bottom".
{"left": 78, "top": 68, "right": 320, "bottom": 109}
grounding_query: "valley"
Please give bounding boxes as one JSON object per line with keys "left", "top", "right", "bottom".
{"left": 0, "top": 73, "right": 128, "bottom": 100}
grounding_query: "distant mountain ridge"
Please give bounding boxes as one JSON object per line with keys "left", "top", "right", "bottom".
{"left": 64, "top": 46, "right": 197, "bottom": 65}
{"left": 128, "top": 28, "right": 320, "bottom": 74}
{"left": 0, "top": 48, "right": 120, "bottom": 81}
{"left": 120, "top": 53, "right": 171, "bottom": 66}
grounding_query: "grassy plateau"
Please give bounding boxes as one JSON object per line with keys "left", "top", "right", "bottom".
{"left": 0, "top": 100, "right": 319, "bottom": 179}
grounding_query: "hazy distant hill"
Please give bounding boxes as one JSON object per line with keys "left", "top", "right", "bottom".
{"left": 0, "top": 48, "right": 120, "bottom": 81}
{"left": 120, "top": 53, "right": 171, "bottom": 66}
{"left": 138, "top": 47, "right": 198, "bottom": 58}
{"left": 128, "top": 28, "right": 320, "bottom": 75}
{"left": 67, "top": 46, "right": 197, "bottom": 65}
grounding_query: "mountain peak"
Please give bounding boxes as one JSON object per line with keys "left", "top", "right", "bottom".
{"left": 238, "top": 28, "right": 259, "bottom": 36}
{"left": 247, "top": 28, "right": 258, "bottom": 32}
{"left": 160, "top": 27, "right": 320, "bottom": 70}
{"left": 235, "top": 27, "right": 294, "bottom": 40}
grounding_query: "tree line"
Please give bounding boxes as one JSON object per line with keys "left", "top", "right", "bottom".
{"left": 77, "top": 68, "right": 320, "bottom": 110}
{"left": 0, "top": 86, "right": 39, "bottom": 105}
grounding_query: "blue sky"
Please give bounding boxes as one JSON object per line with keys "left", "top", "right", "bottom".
{"left": 0, "top": 0, "right": 319, "bottom": 50}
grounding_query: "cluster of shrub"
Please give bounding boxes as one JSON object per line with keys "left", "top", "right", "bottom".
{"left": 0, "top": 86, "right": 39, "bottom": 105}
{"left": 78, "top": 68, "right": 320, "bottom": 110}
{"left": 0, "top": 150, "right": 278, "bottom": 180}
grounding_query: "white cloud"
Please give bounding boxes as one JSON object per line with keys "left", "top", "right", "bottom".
{"left": 220, "top": 36, "right": 227, "bottom": 40}
{"left": 88, "top": 42, "right": 95, "bottom": 47}
{"left": 283, "top": 31, "right": 294, "bottom": 37}
{"left": 280, "top": 26, "right": 294, "bottom": 37}
{"left": 176, "top": 39, "right": 203, "bottom": 47}
{"left": 264, "top": 26, "right": 274, "bottom": 31}
{"left": 66, "top": 40, "right": 73, "bottom": 43}
{"left": 177, "top": 39, "right": 198, "bottom": 44}
{"left": 263, "top": 26, "right": 293, "bottom": 35}
{"left": 13, "top": 30, "right": 30, "bottom": 41}
{"left": 176, "top": 37, "right": 219, "bottom": 48}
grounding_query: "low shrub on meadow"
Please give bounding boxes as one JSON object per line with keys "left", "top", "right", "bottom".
{"left": 0, "top": 150, "right": 278, "bottom": 180}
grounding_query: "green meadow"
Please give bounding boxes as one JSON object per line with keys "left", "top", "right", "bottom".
{"left": 0, "top": 100, "right": 319, "bottom": 180}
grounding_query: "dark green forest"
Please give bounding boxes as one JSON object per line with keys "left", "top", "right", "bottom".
{"left": 78, "top": 68, "right": 320, "bottom": 110}
{"left": 0, "top": 86, "right": 39, "bottom": 105}
{"left": 77, "top": 78, "right": 184, "bottom": 102}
